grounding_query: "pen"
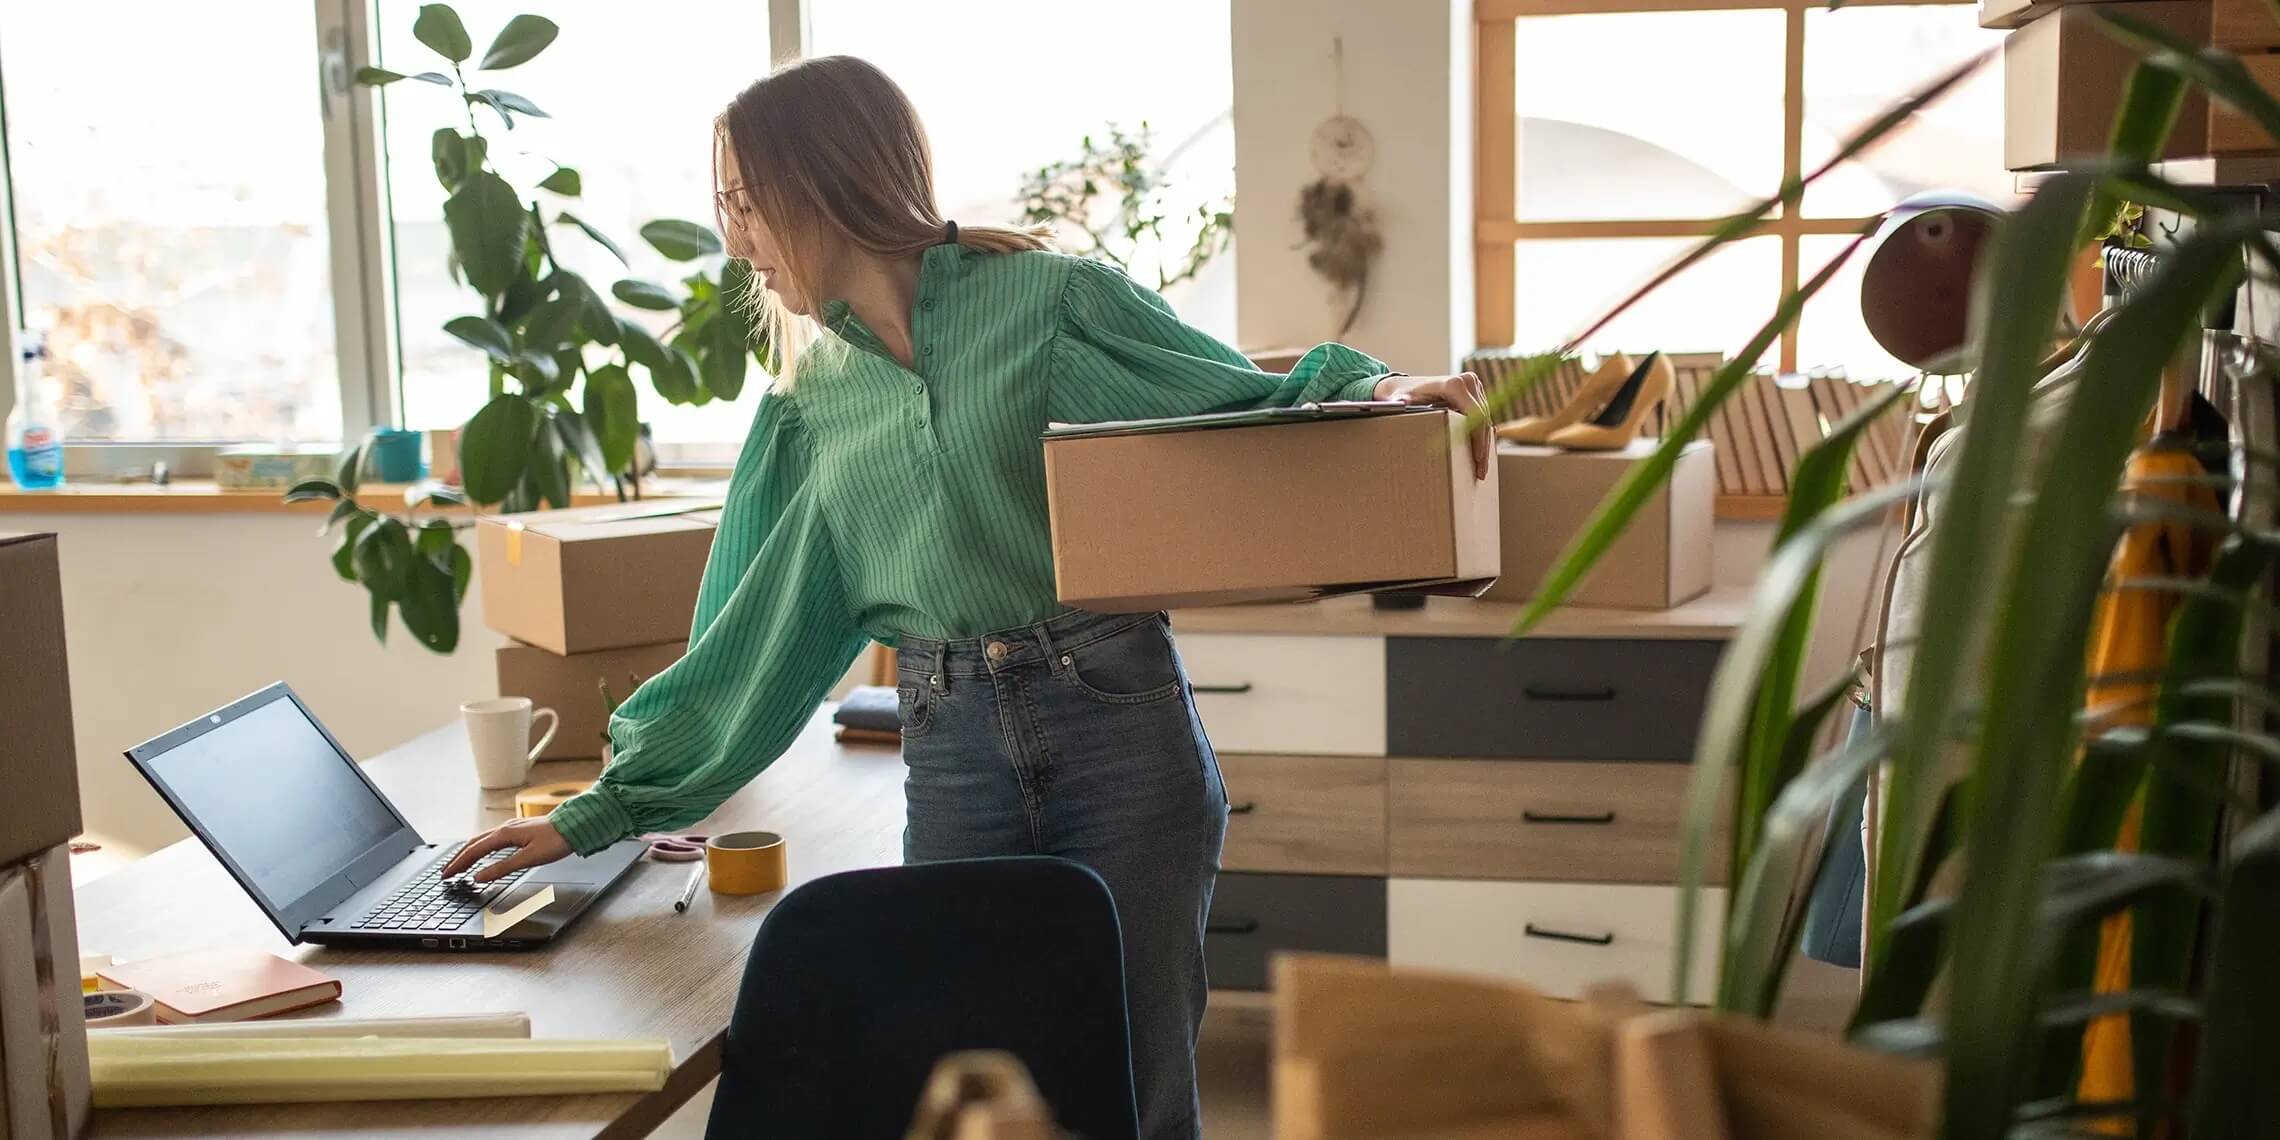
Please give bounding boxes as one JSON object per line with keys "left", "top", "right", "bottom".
{"left": 674, "top": 864, "right": 706, "bottom": 914}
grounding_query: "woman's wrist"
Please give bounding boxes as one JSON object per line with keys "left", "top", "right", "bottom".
{"left": 1371, "top": 372, "right": 1409, "bottom": 399}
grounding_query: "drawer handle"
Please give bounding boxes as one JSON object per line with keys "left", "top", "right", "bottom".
{"left": 1207, "top": 917, "right": 1261, "bottom": 936}
{"left": 1523, "top": 684, "right": 1617, "bottom": 702}
{"left": 1193, "top": 682, "right": 1255, "bottom": 695}
{"left": 1227, "top": 801, "right": 1258, "bottom": 815}
{"left": 1524, "top": 923, "right": 1614, "bottom": 947}
{"left": 1523, "top": 809, "right": 1616, "bottom": 825}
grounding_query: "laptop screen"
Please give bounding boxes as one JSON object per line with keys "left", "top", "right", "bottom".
{"left": 137, "top": 690, "right": 409, "bottom": 918}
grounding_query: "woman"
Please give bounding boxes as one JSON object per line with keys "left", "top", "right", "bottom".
{"left": 444, "top": 55, "right": 1488, "bottom": 1139}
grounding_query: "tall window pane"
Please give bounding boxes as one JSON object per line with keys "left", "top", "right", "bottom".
{"left": 2, "top": 2, "right": 340, "bottom": 442}
{"left": 1801, "top": 5, "right": 2013, "bottom": 217}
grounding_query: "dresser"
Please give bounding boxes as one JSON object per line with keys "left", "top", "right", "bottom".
{"left": 1169, "top": 591, "right": 1743, "bottom": 1002}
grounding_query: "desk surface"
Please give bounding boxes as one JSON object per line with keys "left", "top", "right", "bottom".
{"left": 74, "top": 709, "right": 906, "bottom": 1139}
{"left": 1167, "top": 588, "right": 1748, "bottom": 640}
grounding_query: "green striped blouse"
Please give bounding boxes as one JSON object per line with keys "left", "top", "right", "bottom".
{"left": 549, "top": 244, "right": 1390, "bottom": 854}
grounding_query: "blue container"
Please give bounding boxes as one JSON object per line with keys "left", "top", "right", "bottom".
{"left": 369, "top": 428, "right": 424, "bottom": 483}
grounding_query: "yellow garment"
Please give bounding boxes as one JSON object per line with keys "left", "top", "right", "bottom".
{"left": 2077, "top": 445, "right": 2218, "bottom": 1128}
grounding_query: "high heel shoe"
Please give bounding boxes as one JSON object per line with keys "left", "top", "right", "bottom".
{"left": 1545, "top": 351, "right": 1672, "bottom": 451}
{"left": 1494, "top": 353, "right": 1635, "bottom": 445}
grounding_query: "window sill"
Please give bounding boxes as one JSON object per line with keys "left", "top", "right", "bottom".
{"left": 0, "top": 478, "right": 726, "bottom": 516}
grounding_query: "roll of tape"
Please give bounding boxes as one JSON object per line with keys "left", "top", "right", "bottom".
{"left": 85, "top": 989, "right": 157, "bottom": 1029}
{"left": 514, "top": 781, "right": 593, "bottom": 819}
{"left": 705, "top": 831, "right": 787, "bottom": 896}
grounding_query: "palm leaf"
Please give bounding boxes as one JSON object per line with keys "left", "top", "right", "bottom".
{"left": 2095, "top": 9, "right": 2280, "bottom": 149}
{"left": 2185, "top": 808, "right": 2280, "bottom": 1138}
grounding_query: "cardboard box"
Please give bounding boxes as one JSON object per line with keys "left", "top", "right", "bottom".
{"left": 1044, "top": 407, "right": 1500, "bottom": 611}
{"left": 2005, "top": 2, "right": 2212, "bottom": 171}
{"left": 2215, "top": 0, "right": 2280, "bottom": 47}
{"left": 496, "top": 639, "right": 686, "bottom": 761}
{"left": 1480, "top": 441, "right": 1714, "bottom": 611}
{"left": 0, "top": 535, "right": 79, "bottom": 867}
{"left": 1979, "top": 0, "right": 2114, "bottom": 31}
{"left": 0, "top": 849, "right": 92, "bottom": 1139}
{"left": 474, "top": 501, "right": 720, "bottom": 655}
{"left": 2210, "top": 53, "right": 2280, "bottom": 152}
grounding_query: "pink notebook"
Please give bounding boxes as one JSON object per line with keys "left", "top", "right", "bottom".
{"left": 98, "top": 949, "right": 341, "bottom": 1024}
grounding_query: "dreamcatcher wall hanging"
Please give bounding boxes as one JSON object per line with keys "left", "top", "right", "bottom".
{"left": 1298, "top": 36, "right": 1382, "bottom": 337}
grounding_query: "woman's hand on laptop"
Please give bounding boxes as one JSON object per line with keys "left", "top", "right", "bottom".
{"left": 440, "top": 818, "right": 570, "bottom": 882}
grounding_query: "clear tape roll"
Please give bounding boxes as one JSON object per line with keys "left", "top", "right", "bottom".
{"left": 514, "top": 781, "right": 592, "bottom": 818}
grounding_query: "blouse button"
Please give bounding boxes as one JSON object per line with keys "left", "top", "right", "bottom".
{"left": 921, "top": 298, "right": 937, "bottom": 312}
{"left": 922, "top": 344, "right": 935, "bottom": 357}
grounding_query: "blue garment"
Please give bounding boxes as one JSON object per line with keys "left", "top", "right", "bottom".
{"left": 1800, "top": 700, "right": 1871, "bottom": 968}
{"left": 896, "top": 609, "right": 1228, "bottom": 1140}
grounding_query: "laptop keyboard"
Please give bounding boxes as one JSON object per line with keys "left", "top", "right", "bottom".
{"left": 356, "top": 846, "right": 532, "bottom": 932}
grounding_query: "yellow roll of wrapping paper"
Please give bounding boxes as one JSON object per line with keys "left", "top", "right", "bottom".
{"left": 514, "top": 781, "right": 592, "bottom": 818}
{"left": 88, "top": 1035, "right": 671, "bottom": 1107}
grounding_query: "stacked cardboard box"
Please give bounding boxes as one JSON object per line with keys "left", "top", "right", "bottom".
{"left": 2001, "top": 0, "right": 2280, "bottom": 170}
{"left": 1480, "top": 441, "right": 1714, "bottom": 611}
{"left": 0, "top": 534, "right": 92, "bottom": 1138}
{"left": 474, "top": 503, "right": 721, "bottom": 761}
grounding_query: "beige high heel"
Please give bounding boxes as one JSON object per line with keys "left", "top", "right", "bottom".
{"left": 1495, "top": 353, "right": 1636, "bottom": 445}
{"left": 1545, "top": 351, "right": 1673, "bottom": 451}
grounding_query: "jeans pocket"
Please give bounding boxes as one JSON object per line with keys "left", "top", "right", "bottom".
{"left": 896, "top": 682, "right": 936, "bottom": 739}
{"left": 1058, "top": 618, "right": 1185, "bottom": 706}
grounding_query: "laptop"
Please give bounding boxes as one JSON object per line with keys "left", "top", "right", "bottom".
{"left": 124, "top": 682, "right": 643, "bottom": 950}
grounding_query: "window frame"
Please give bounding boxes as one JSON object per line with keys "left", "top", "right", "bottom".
{"left": 1472, "top": 0, "right": 1975, "bottom": 370}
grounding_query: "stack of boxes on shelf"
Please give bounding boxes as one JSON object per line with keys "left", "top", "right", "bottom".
{"left": 1998, "top": 0, "right": 2280, "bottom": 170}
{"left": 473, "top": 503, "right": 722, "bottom": 762}
{"left": 0, "top": 534, "right": 92, "bottom": 1138}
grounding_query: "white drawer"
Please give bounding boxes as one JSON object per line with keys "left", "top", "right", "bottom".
{"left": 1387, "top": 879, "right": 1723, "bottom": 1004}
{"left": 1172, "top": 633, "right": 1385, "bottom": 756}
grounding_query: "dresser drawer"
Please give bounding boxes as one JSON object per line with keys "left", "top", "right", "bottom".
{"left": 1386, "top": 637, "right": 1722, "bottom": 760}
{"left": 1174, "top": 632, "right": 1386, "bottom": 755}
{"left": 1389, "top": 759, "right": 1724, "bottom": 884}
{"left": 1388, "top": 879, "right": 1722, "bottom": 1003}
{"left": 1221, "top": 755, "right": 1388, "bottom": 876}
{"left": 1207, "top": 873, "right": 1387, "bottom": 991}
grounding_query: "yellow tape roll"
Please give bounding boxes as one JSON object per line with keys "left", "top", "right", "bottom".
{"left": 705, "top": 831, "right": 787, "bottom": 896}
{"left": 85, "top": 989, "right": 158, "bottom": 1028}
{"left": 514, "top": 781, "right": 593, "bottom": 819}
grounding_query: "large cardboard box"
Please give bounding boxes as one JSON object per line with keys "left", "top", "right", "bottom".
{"left": 496, "top": 640, "right": 687, "bottom": 761}
{"left": 2005, "top": 2, "right": 2212, "bottom": 171}
{"left": 474, "top": 502, "right": 720, "bottom": 655}
{"left": 1044, "top": 407, "right": 1500, "bottom": 611}
{"left": 0, "top": 535, "right": 79, "bottom": 868}
{"left": 0, "top": 849, "right": 92, "bottom": 1139}
{"left": 2210, "top": 53, "right": 2280, "bottom": 153}
{"left": 1481, "top": 441, "right": 1714, "bottom": 611}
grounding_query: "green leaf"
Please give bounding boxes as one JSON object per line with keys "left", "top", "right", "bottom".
{"left": 537, "top": 166, "right": 581, "bottom": 196}
{"left": 412, "top": 3, "right": 472, "bottom": 62}
{"left": 553, "top": 270, "right": 618, "bottom": 345}
{"left": 334, "top": 437, "right": 370, "bottom": 495}
{"left": 2095, "top": 8, "right": 2280, "bottom": 151}
{"left": 640, "top": 218, "right": 723, "bottom": 261}
{"left": 321, "top": 498, "right": 361, "bottom": 536}
{"left": 651, "top": 347, "right": 701, "bottom": 404}
{"left": 583, "top": 363, "right": 639, "bottom": 474}
{"left": 552, "top": 409, "right": 611, "bottom": 493}
{"left": 2082, "top": 63, "right": 2190, "bottom": 246}
{"left": 430, "top": 129, "right": 483, "bottom": 194}
{"left": 443, "top": 314, "right": 514, "bottom": 360}
{"left": 2186, "top": 809, "right": 2280, "bottom": 1137}
{"left": 333, "top": 514, "right": 373, "bottom": 584}
{"left": 530, "top": 411, "right": 571, "bottom": 509}
{"left": 617, "top": 319, "right": 666, "bottom": 369}
{"left": 521, "top": 291, "right": 581, "bottom": 351}
{"left": 415, "top": 518, "right": 455, "bottom": 562}
{"left": 555, "top": 211, "right": 629, "bottom": 267}
{"left": 443, "top": 171, "right": 527, "bottom": 298}
{"left": 283, "top": 478, "right": 341, "bottom": 504}
{"left": 354, "top": 517, "right": 411, "bottom": 601}
{"left": 705, "top": 259, "right": 756, "bottom": 400}
{"left": 476, "top": 14, "right": 557, "bottom": 70}
{"left": 395, "top": 554, "right": 461, "bottom": 654}
{"left": 448, "top": 545, "right": 473, "bottom": 604}
{"left": 459, "top": 394, "right": 539, "bottom": 504}
{"left": 405, "top": 484, "right": 468, "bottom": 510}
{"left": 612, "top": 278, "right": 678, "bottom": 311}
{"left": 467, "top": 89, "right": 548, "bottom": 127}
{"left": 370, "top": 591, "right": 391, "bottom": 644}
{"left": 1518, "top": 238, "right": 1869, "bottom": 635}
{"left": 355, "top": 67, "right": 452, "bottom": 87}
{"left": 512, "top": 350, "right": 562, "bottom": 394}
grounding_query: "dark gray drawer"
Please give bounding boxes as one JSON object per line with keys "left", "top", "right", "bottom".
{"left": 1205, "top": 872, "right": 1386, "bottom": 991}
{"left": 1386, "top": 637, "right": 1724, "bottom": 761}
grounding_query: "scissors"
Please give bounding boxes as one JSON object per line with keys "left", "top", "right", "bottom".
{"left": 642, "top": 833, "right": 709, "bottom": 862}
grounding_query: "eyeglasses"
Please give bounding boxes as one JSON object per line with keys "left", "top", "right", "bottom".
{"left": 714, "top": 184, "right": 756, "bottom": 214}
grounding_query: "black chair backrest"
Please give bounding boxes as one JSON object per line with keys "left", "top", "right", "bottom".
{"left": 705, "top": 856, "right": 1139, "bottom": 1140}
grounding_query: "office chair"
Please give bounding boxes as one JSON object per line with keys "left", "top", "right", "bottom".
{"left": 705, "top": 856, "right": 1139, "bottom": 1140}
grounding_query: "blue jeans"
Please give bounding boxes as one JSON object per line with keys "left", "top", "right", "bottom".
{"left": 897, "top": 610, "right": 1228, "bottom": 1140}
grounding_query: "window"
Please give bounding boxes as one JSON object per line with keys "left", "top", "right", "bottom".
{"left": 0, "top": 1, "right": 345, "bottom": 444}
{"left": 1475, "top": 0, "right": 2009, "bottom": 378}
{"left": 808, "top": 0, "right": 1237, "bottom": 342}
{"left": 377, "top": 1, "right": 771, "bottom": 448}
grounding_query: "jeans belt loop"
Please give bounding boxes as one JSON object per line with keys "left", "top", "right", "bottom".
{"left": 932, "top": 642, "right": 949, "bottom": 694}
{"left": 1035, "top": 619, "right": 1064, "bottom": 675}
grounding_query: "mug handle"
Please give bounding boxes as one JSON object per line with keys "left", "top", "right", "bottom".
{"left": 526, "top": 707, "right": 561, "bottom": 766}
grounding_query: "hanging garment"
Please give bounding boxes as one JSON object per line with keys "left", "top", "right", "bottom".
{"left": 2077, "top": 441, "right": 2221, "bottom": 1123}
{"left": 1801, "top": 695, "right": 1873, "bottom": 967}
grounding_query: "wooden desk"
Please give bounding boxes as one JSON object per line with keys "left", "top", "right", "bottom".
{"left": 73, "top": 710, "right": 907, "bottom": 1138}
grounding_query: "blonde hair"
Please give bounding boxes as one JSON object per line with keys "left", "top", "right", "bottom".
{"left": 714, "top": 55, "right": 1051, "bottom": 387}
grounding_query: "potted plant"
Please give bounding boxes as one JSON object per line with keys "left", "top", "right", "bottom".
{"left": 285, "top": 4, "right": 769, "bottom": 654}
{"left": 1414, "top": 26, "right": 2280, "bottom": 1138}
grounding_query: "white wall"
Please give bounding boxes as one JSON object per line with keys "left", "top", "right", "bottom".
{"left": 1232, "top": 0, "right": 1473, "bottom": 374}
{"left": 20, "top": 513, "right": 504, "bottom": 859}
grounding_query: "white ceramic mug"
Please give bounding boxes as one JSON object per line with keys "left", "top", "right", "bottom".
{"left": 462, "top": 697, "right": 560, "bottom": 790}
